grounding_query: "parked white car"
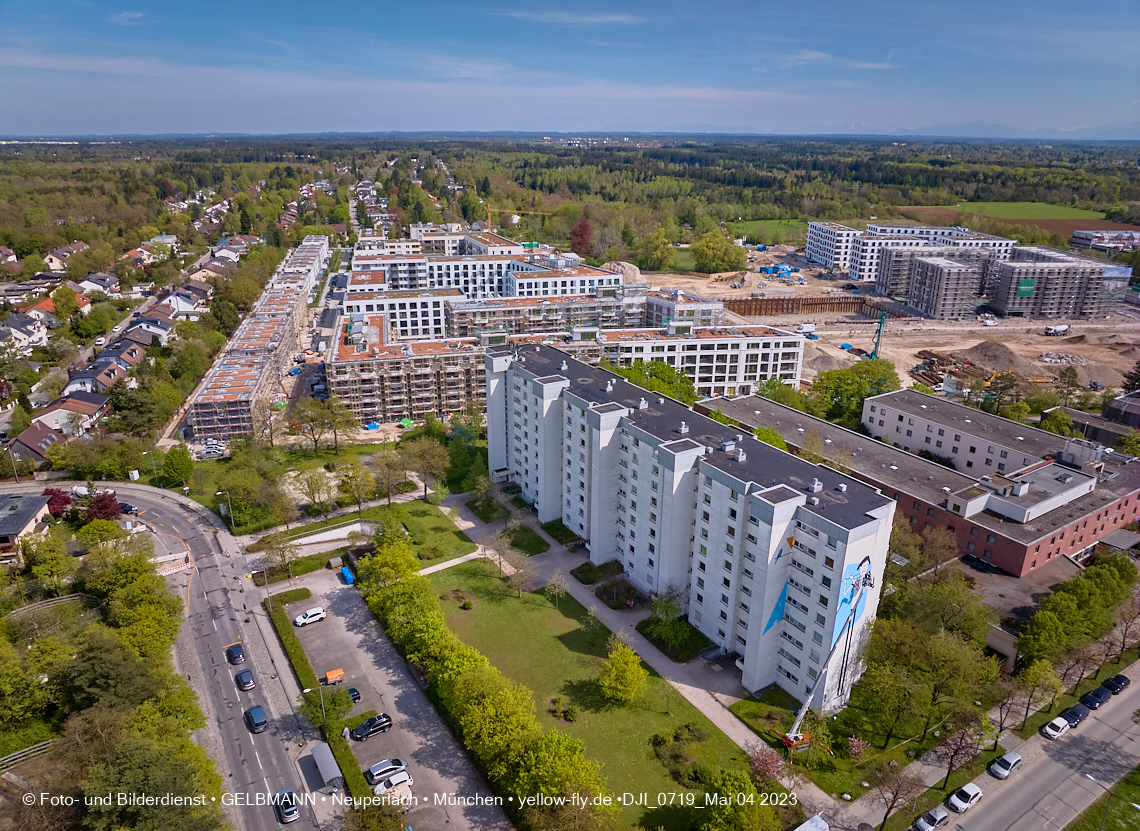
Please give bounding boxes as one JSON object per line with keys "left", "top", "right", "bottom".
{"left": 293, "top": 607, "right": 326, "bottom": 627}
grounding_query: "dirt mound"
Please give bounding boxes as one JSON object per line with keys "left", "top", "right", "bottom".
{"left": 1121, "top": 347, "right": 1140, "bottom": 359}
{"left": 1062, "top": 334, "right": 1087, "bottom": 344}
{"left": 603, "top": 261, "right": 642, "bottom": 282}
{"left": 806, "top": 352, "right": 855, "bottom": 372}
{"left": 956, "top": 341, "right": 1042, "bottom": 378}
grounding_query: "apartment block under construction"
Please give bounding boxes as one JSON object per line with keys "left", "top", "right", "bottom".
{"left": 326, "top": 314, "right": 486, "bottom": 423}
{"left": 990, "top": 247, "right": 1115, "bottom": 319}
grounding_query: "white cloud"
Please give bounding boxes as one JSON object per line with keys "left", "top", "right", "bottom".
{"left": 105, "top": 11, "right": 145, "bottom": 25}
{"left": 508, "top": 11, "right": 646, "bottom": 25}
{"left": 783, "top": 50, "right": 897, "bottom": 70}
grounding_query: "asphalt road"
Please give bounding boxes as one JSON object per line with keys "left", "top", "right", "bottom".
{"left": 1, "top": 483, "right": 317, "bottom": 831}
{"left": 954, "top": 673, "right": 1140, "bottom": 831}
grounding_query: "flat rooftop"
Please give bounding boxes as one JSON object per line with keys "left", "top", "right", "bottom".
{"left": 705, "top": 394, "right": 1140, "bottom": 546}
{"left": 493, "top": 344, "right": 893, "bottom": 531}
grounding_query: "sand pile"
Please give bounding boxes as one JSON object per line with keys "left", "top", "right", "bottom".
{"left": 956, "top": 341, "right": 1042, "bottom": 378}
{"left": 806, "top": 349, "right": 855, "bottom": 372}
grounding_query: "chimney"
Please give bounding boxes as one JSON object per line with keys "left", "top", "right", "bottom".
{"left": 605, "top": 380, "right": 614, "bottom": 393}
{"left": 679, "top": 421, "right": 689, "bottom": 434}
{"left": 638, "top": 398, "right": 648, "bottom": 410}
{"left": 559, "top": 361, "right": 568, "bottom": 371}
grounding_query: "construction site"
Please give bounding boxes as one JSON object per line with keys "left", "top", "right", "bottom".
{"left": 639, "top": 243, "right": 1140, "bottom": 397}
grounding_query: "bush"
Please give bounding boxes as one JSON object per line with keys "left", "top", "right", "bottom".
{"left": 460, "top": 600, "right": 473, "bottom": 610}
{"left": 571, "top": 560, "right": 623, "bottom": 585}
{"left": 565, "top": 705, "right": 579, "bottom": 723}
{"left": 263, "top": 588, "right": 318, "bottom": 690}
{"left": 541, "top": 519, "right": 580, "bottom": 545}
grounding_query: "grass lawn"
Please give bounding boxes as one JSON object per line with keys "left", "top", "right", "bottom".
{"left": 447, "top": 442, "right": 488, "bottom": 493}
{"left": 251, "top": 548, "right": 346, "bottom": 585}
{"left": 466, "top": 498, "right": 510, "bottom": 524}
{"left": 510, "top": 495, "right": 531, "bottom": 511}
{"left": 541, "top": 519, "right": 581, "bottom": 545}
{"left": 731, "top": 681, "right": 964, "bottom": 800}
{"left": 572, "top": 560, "right": 623, "bottom": 585}
{"left": 427, "top": 559, "right": 769, "bottom": 831}
{"left": 953, "top": 201, "right": 1106, "bottom": 220}
{"left": 1014, "top": 645, "right": 1140, "bottom": 740}
{"left": 663, "top": 248, "right": 696, "bottom": 272}
{"left": 246, "top": 502, "right": 476, "bottom": 567}
{"left": 635, "top": 617, "right": 710, "bottom": 663}
{"left": 1066, "top": 762, "right": 1140, "bottom": 831}
{"left": 728, "top": 219, "right": 808, "bottom": 244}
{"left": 505, "top": 525, "right": 549, "bottom": 555}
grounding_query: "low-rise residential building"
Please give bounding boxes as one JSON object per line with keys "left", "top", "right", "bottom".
{"left": 485, "top": 344, "right": 896, "bottom": 708}
{"left": 63, "top": 359, "right": 130, "bottom": 395}
{"left": 8, "top": 423, "right": 67, "bottom": 464}
{"left": 0, "top": 313, "right": 49, "bottom": 353}
{"left": 701, "top": 392, "right": 1140, "bottom": 579}
{"left": 0, "top": 493, "right": 51, "bottom": 560}
{"left": 30, "top": 391, "right": 110, "bottom": 436}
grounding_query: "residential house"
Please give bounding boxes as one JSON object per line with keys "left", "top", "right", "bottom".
{"left": 0, "top": 245, "right": 15, "bottom": 264}
{"left": 30, "top": 391, "right": 110, "bottom": 436}
{"left": 124, "top": 247, "right": 153, "bottom": 267}
{"left": 43, "top": 241, "right": 89, "bottom": 272}
{"left": 148, "top": 234, "right": 180, "bottom": 251}
{"left": 183, "top": 279, "right": 214, "bottom": 303}
{"left": 125, "top": 281, "right": 156, "bottom": 298}
{"left": 214, "top": 248, "right": 241, "bottom": 264}
{"left": 98, "top": 340, "right": 146, "bottom": 371}
{"left": 0, "top": 313, "right": 49, "bottom": 353}
{"left": 116, "top": 328, "right": 161, "bottom": 348}
{"left": 63, "top": 359, "right": 129, "bottom": 395}
{"left": 156, "top": 289, "right": 204, "bottom": 321}
{"left": 77, "top": 272, "right": 120, "bottom": 297}
{"left": 8, "top": 423, "right": 67, "bottom": 464}
{"left": 0, "top": 493, "right": 51, "bottom": 562}
{"left": 19, "top": 293, "right": 93, "bottom": 327}
{"left": 186, "top": 260, "right": 233, "bottom": 283}
{"left": 124, "top": 316, "right": 173, "bottom": 345}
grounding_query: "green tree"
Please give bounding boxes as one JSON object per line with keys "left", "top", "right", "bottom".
{"left": 8, "top": 403, "right": 31, "bottom": 437}
{"left": 512, "top": 729, "right": 607, "bottom": 802}
{"left": 299, "top": 687, "right": 354, "bottom": 738}
{"left": 697, "top": 768, "right": 779, "bottom": 831}
{"left": 369, "top": 450, "right": 405, "bottom": 505}
{"left": 77, "top": 519, "right": 128, "bottom": 547}
{"left": 1038, "top": 409, "right": 1075, "bottom": 436}
{"left": 752, "top": 426, "right": 787, "bottom": 451}
{"left": 292, "top": 396, "right": 330, "bottom": 451}
{"left": 400, "top": 436, "right": 450, "bottom": 500}
{"left": 261, "top": 531, "right": 301, "bottom": 578}
{"left": 325, "top": 396, "right": 358, "bottom": 454}
{"left": 999, "top": 401, "right": 1031, "bottom": 423}
{"left": 0, "top": 639, "right": 44, "bottom": 728}
{"left": 640, "top": 226, "right": 675, "bottom": 271}
{"left": 1118, "top": 429, "right": 1140, "bottom": 456}
{"left": 163, "top": 444, "right": 194, "bottom": 485}
{"left": 643, "top": 595, "right": 690, "bottom": 654}
{"left": 861, "top": 662, "right": 925, "bottom": 747}
{"left": 442, "top": 664, "right": 541, "bottom": 783}
{"left": 598, "top": 643, "right": 648, "bottom": 703}
{"left": 68, "top": 626, "right": 163, "bottom": 710}
{"left": 1056, "top": 366, "right": 1081, "bottom": 405}
{"left": 691, "top": 232, "right": 746, "bottom": 273}
{"left": 338, "top": 458, "right": 376, "bottom": 515}
{"left": 852, "top": 359, "right": 902, "bottom": 397}
{"left": 1124, "top": 358, "right": 1140, "bottom": 393}
{"left": 51, "top": 285, "right": 79, "bottom": 320}
{"left": 1017, "top": 659, "right": 1061, "bottom": 729}
{"left": 296, "top": 467, "right": 336, "bottom": 523}
{"left": 602, "top": 358, "right": 698, "bottom": 405}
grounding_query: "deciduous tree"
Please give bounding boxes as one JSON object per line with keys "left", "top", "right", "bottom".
{"left": 545, "top": 569, "right": 568, "bottom": 611}
{"left": 400, "top": 436, "right": 449, "bottom": 500}
{"left": 369, "top": 450, "right": 405, "bottom": 505}
{"left": 163, "top": 444, "right": 194, "bottom": 485}
{"left": 338, "top": 458, "right": 375, "bottom": 515}
{"left": 868, "top": 759, "right": 926, "bottom": 831}
{"left": 86, "top": 491, "right": 122, "bottom": 521}
{"left": 296, "top": 467, "right": 336, "bottom": 523}
{"left": 598, "top": 643, "right": 648, "bottom": 703}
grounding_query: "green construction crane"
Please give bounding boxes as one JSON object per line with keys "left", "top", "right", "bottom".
{"left": 869, "top": 311, "right": 887, "bottom": 360}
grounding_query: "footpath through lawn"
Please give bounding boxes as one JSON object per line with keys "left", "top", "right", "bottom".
{"left": 428, "top": 559, "right": 773, "bottom": 831}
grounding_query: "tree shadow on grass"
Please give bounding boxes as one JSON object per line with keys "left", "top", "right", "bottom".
{"left": 636, "top": 803, "right": 696, "bottom": 831}
{"left": 560, "top": 677, "right": 618, "bottom": 715}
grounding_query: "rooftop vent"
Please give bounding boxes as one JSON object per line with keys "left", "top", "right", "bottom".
{"left": 965, "top": 419, "right": 972, "bottom": 423}
{"left": 837, "top": 483, "right": 847, "bottom": 492}
{"left": 605, "top": 380, "right": 614, "bottom": 392}
{"left": 734, "top": 448, "right": 747, "bottom": 462}
{"left": 808, "top": 496, "right": 820, "bottom": 506}
{"left": 559, "top": 361, "right": 568, "bottom": 371}
{"left": 679, "top": 421, "right": 689, "bottom": 434}
{"left": 722, "top": 439, "right": 736, "bottom": 452}
{"left": 1016, "top": 436, "right": 1024, "bottom": 441}
{"left": 809, "top": 478, "right": 823, "bottom": 493}
{"left": 735, "top": 434, "right": 744, "bottom": 443}
{"left": 638, "top": 398, "right": 648, "bottom": 410}
{"left": 1057, "top": 474, "right": 1074, "bottom": 484}
{"left": 942, "top": 487, "right": 952, "bottom": 493}
{"left": 534, "top": 345, "right": 540, "bottom": 352}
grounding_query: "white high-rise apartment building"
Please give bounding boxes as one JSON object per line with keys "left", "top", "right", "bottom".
{"left": 485, "top": 344, "right": 895, "bottom": 709}
{"left": 806, "top": 222, "right": 861, "bottom": 269}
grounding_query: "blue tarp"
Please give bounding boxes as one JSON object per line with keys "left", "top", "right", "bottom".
{"left": 341, "top": 566, "right": 355, "bottom": 585}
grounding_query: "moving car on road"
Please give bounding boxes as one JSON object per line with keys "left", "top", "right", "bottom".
{"left": 225, "top": 643, "right": 246, "bottom": 664}
{"left": 236, "top": 669, "right": 255, "bottom": 690}
{"left": 273, "top": 789, "right": 300, "bottom": 824}
{"left": 119, "top": 502, "right": 139, "bottom": 515}
{"left": 245, "top": 705, "right": 269, "bottom": 734}
{"left": 947, "top": 783, "right": 982, "bottom": 813}
{"left": 293, "top": 607, "right": 326, "bottom": 627}
{"left": 351, "top": 713, "right": 393, "bottom": 741}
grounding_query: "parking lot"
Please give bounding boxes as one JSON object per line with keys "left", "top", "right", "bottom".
{"left": 285, "top": 570, "right": 511, "bottom": 831}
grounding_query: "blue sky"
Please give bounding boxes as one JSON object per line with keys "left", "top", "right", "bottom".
{"left": 1, "top": 0, "right": 1137, "bottom": 137}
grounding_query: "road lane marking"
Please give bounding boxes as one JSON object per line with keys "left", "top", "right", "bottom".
{"left": 255, "top": 751, "right": 263, "bottom": 770}
{"left": 212, "top": 619, "right": 217, "bottom": 631}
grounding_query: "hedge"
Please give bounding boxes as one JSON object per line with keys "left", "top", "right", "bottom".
{"left": 263, "top": 588, "right": 318, "bottom": 692}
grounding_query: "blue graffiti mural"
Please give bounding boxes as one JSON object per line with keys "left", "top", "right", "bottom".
{"left": 763, "top": 579, "right": 789, "bottom": 634}
{"left": 832, "top": 556, "right": 873, "bottom": 647}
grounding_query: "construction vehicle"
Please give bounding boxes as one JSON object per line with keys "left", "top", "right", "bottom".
{"left": 782, "top": 557, "right": 875, "bottom": 748}
{"left": 1044, "top": 325, "right": 1071, "bottom": 336}
{"left": 1088, "top": 380, "right": 1104, "bottom": 391}
{"left": 985, "top": 370, "right": 1015, "bottom": 387}
{"left": 869, "top": 311, "right": 887, "bottom": 360}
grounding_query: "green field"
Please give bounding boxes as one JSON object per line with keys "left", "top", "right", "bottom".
{"left": 428, "top": 559, "right": 771, "bottom": 830}
{"left": 953, "top": 202, "right": 1106, "bottom": 219}
{"left": 1066, "top": 763, "right": 1140, "bottom": 831}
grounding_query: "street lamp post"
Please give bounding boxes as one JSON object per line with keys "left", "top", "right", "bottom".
{"left": 142, "top": 450, "right": 159, "bottom": 486}
{"left": 301, "top": 686, "right": 327, "bottom": 740}
{"left": 216, "top": 491, "right": 235, "bottom": 530}
{"left": 1084, "top": 773, "right": 1140, "bottom": 831}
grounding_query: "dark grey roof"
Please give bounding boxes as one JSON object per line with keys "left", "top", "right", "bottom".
{"left": 494, "top": 344, "right": 893, "bottom": 530}
{"left": 703, "top": 394, "right": 1140, "bottom": 546}
{"left": 0, "top": 494, "right": 50, "bottom": 536}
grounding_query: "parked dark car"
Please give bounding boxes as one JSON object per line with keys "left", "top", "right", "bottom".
{"left": 274, "top": 788, "right": 300, "bottom": 823}
{"left": 245, "top": 705, "right": 269, "bottom": 734}
{"left": 226, "top": 644, "right": 246, "bottom": 665}
{"left": 1104, "top": 674, "right": 1131, "bottom": 695}
{"left": 351, "top": 713, "right": 393, "bottom": 741}
{"left": 1080, "top": 686, "right": 1113, "bottom": 710}
{"left": 348, "top": 687, "right": 361, "bottom": 703}
{"left": 236, "top": 669, "right": 255, "bottom": 691}
{"left": 1061, "top": 703, "right": 1090, "bottom": 727}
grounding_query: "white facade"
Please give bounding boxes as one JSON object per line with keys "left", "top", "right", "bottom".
{"left": 806, "top": 222, "right": 861, "bottom": 269}
{"left": 486, "top": 345, "right": 895, "bottom": 709}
